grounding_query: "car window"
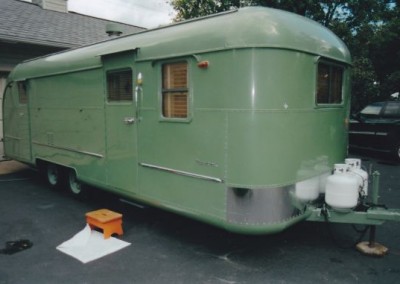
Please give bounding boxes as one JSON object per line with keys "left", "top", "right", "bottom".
{"left": 360, "top": 102, "right": 384, "bottom": 118}
{"left": 382, "top": 102, "right": 400, "bottom": 118}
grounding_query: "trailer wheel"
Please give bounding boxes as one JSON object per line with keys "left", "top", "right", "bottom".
{"left": 67, "top": 170, "right": 86, "bottom": 197}
{"left": 46, "top": 163, "right": 62, "bottom": 188}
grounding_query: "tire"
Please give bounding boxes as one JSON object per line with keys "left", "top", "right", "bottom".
{"left": 67, "top": 170, "right": 87, "bottom": 198}
{"left": 46, "top": 163, "right": 62, "bottom": 189}
{"left": 393, "top": 143, "right": 400, "bottom": 161}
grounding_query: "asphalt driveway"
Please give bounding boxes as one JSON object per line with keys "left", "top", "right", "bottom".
{"left": 0, "top": 156, "right": 399, "bottom": 284}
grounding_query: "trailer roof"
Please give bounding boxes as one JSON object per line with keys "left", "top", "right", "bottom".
{"left": 10, "top": 7, "right": 351, "bottom": 80}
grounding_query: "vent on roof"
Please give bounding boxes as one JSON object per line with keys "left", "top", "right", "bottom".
{"left": 32, "top": 0, "right": 68, "bottom": 13}
{"left": 106, "top": 23, "right": 123, "bottom": 37}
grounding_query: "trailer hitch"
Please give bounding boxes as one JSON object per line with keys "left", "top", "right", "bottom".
{"left": 306, "top": 171, "right": 400, "bottom": 256}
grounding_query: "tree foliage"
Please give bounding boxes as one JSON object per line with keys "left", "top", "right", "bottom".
{"left": 170, "top": 0, "right": 400, "bottom": 112}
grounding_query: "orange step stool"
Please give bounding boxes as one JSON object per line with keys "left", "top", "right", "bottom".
{"left": 86, "top": 209, "right": 123, "bottom": 239}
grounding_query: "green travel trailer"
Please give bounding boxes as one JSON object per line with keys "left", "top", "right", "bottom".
{"left": 3, "top": 7, "right": 400, "bottom": 239}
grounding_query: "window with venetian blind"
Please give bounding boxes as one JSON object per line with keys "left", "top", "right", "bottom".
{"left": 316, "top": 62, "right": 343, "bottom": 105}
{"left": 107, "top": 70, "right": 133, "bottom": 101}
{"left": 162, "top": 62, "right": 188, "bottom": 118}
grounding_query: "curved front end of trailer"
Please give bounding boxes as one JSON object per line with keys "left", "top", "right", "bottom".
{"left": 224, "top": 185, "right": 309, "bottom": 235}
{"left": 215, "top": 49, "right": 350, "bottom": 234}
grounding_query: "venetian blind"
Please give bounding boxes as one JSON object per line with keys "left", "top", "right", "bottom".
{"left": 316, "top": 62, "right": 343, "bottom": 104}
{"left": 162, "top": 62, "right": 188, "bottom": 118}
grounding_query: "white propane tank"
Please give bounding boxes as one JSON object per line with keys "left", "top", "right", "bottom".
{"left": 318, "top": 171, "right": 330, "bottom": 194}
{"left": 325, "top": 164, "right": 359, "bottom": 211}
{"left": 295, "top": 165, "right": 320, "bottom": 202}
{"left": 345, "top": 158, "right": 368, "bottom": 196}
{"left": 315, "top": 156, "right": 331, "bottom": 194}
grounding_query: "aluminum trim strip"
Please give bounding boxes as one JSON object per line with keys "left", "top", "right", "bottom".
{"left": 32, "top": 141, "right": 104, "bottom": 158}
{"left": 140, "top": 162, "right": 223, "bottom": 183}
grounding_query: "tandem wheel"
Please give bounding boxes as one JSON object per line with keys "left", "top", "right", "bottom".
{"left": 45, "top": 163, "right": 64, "bottom": 189}
{"left": 41, "top": 161, "right": 88, "bottom": 198}
{"left": 66, "top": 169, "right": 88, "bottom": 199}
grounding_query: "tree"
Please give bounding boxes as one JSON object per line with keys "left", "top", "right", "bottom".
{"left": 169, "top": 0, "right": 400, "bottom": 111}
{"left": 351, "top": 57, "right": 380, "bottom": 112}
{"left": 369, "top": 3, "right": 400, "bottom": 99}
{"left": 170, "top": 0, "right": 366, "bottom": 28}
{"left": 170, "top": 0, "right": 238, "bottom": 21}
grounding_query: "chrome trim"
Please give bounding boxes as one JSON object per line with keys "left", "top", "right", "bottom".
{"left": 123, "top": 117, "right": 135, "bottom": 124}
{"left": 140, "top": 162, "right": 223, "bottom": 183}
{"left": 227, "top": 185, "right": 299, "bottom": 225}
{"left": 349, "top": 131, "right": 388, "bottom": 136}
{"left": 348, "top": 131, "right": 375, "bottom": 135}
{"left": 32, "top": 141, "right": 104, "bottom": 158}
{"left": 26, "top": 65, "right": 103, "bottom": 80}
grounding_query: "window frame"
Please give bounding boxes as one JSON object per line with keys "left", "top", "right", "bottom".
{"left": 17, "top": 81, "right": 28, "bottom": 105}
{"left": 106, "top": 68, "right": 133, "bottom": 103}
{"left": 159, "top": 59, "right": 192, "bottom": 122}
{"left": 315, "top": 59, "right": 345, "bottom": 107}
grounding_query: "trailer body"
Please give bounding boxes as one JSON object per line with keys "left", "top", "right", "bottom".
{"left": 3, "top": 7, "right": 352, "bottom": 234}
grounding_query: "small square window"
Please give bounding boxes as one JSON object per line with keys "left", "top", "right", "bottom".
{"left": 316, "top": 62, "right": 343, "bottom": 105}
{"left": 162, "top": 62, "right": 188, "bottom": 118}
{"left": 17, "top": 81, "right": 28, "bottom": 104}
{"left": 107, "top": 70, "right": 132, "bottom": 101}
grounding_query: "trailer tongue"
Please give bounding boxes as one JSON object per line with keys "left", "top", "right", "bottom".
{"left": 305, "top": 169, "right": 400, "bottom": 256}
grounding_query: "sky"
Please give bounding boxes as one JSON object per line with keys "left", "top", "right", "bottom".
{"left": 26, "top": 0, "right": 176, "bottom": 28}
{"left": 68, "top": 0, "right": 176, "bottom": 28}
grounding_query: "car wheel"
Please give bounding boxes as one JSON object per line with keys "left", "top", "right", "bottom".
{"left": 394, "top": 143, "right": 400, "bottom": 161}
{"left": 67, "top": 170, "right": 87, "bottom": 197}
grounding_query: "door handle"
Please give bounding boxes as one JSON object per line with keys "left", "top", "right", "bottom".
{"left": 123, "top": 117, "right": 135, "bottom": 124}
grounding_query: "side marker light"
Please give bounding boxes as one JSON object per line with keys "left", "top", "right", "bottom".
{"left": 197, "top": 61, "right": 209, "bottom": 69}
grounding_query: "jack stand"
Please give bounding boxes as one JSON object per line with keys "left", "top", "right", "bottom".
{"left": 356, "top": 226, "right": 388, "bottom": 257}
{"left": 356, "top": 171, "right": 389, "bottom": 257}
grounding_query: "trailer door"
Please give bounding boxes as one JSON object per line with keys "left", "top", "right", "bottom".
{"left": 3, "top": 80, "right": 32, "bottom": 162}
{"left": 102, "top": 51, "right": 138, "bottom": 193}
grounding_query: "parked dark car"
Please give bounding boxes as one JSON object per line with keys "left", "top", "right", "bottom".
{"left": 349, "top": 100, "right": 400, "bottom": 160}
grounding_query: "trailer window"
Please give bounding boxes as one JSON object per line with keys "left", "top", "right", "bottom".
{"left": 162, "top": 62, "right": 188, "bottom": 118}
{"left": 17, "top": 81, "right": 28, "bottom": 104}
{"left": 107, "top": 70, "right": 132, "bottom": 101}
{"left": 316, "top": 62, "right": 343, "bottom": 105}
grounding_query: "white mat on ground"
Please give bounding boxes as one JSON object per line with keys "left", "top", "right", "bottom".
{"left": 57, "top": 224, "right": 131, "bottom": 263}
